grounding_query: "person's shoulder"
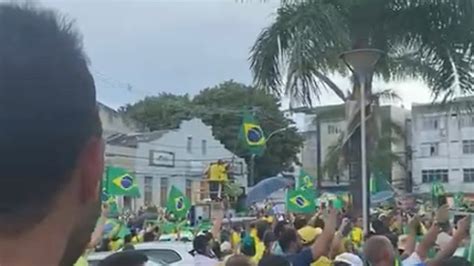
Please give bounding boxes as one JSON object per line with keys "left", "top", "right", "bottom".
{"left": 402, "top": 252, "right": 425, "bottom": 266}
{"left": 285, "top": 248, "right": 313, "bottom": 265}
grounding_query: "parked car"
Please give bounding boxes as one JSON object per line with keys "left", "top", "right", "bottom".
{"left": 87, "top": 241, "right": 194, "bottom": 266}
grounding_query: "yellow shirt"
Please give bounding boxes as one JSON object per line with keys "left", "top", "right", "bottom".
{"left": 250, "top": 228, "right": 257, "bottom": 239}
{"left": 262, "top": 216, "right": 273, "bottom": 224}
{"left": 251, "top": 239, "right": 265, "bottom": 263}
{"left": 209, "top": 163, "right": 228, "bottom": 181}
{"left": 108, "top": 239, "right": 124, "bottom": 251}
{"left": 131, "top": 235, "right": 140, "bottom": 244}
{"left": 231, "top": 232, "right": 241, "bottom": 249}
{"left": 311, "top": 256, "right": 332, "bottom": 266}
{"left": 351, "top": 227, "right": 363, "bottom": 247}
{"left": 73, "top": 256, "right": 88, "bottom": 266}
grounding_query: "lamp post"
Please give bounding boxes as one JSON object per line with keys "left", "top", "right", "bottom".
{"left": 249, "top": 126, "right": 295, "bottom": 186}
{"left": 340, "top": 48, "right": 383, "bottom": 234}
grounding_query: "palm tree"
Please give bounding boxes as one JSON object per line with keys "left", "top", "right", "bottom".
{"left": 250, "top": 0, "right": 474, "bottom": 214}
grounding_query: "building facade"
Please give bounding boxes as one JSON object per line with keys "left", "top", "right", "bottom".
{"left": 293, "top": 104, "right": 410, "bottom": 191}
{"left": 98, "top": 102, "right": 142, "bottom": 138}
{"left": 411, "top": 97, "right": 474, "bottom": 194}
{"left": 99, "top": 102, "right": 145, "bottom": 209}
{"left": 107, "top": 118, "right": 247, "bottom": 207}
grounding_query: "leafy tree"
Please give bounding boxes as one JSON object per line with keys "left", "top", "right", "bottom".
{"left": 193, "top": 81, "right": 304, "bottom": 182}
{"left": 250, "top": 0, "right": 473, "bottom": 213}
{"left": 121, "top": 81, "right": 304, "bottom": 183}
{"left": 119, "top": 93, "right": 193, "bottom": 130}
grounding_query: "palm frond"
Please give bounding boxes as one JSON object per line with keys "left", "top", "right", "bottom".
{"left": 386, "top": 0, "right": 474, "bottom": 101}
{"left": 370, "top": 89, "right": 402, "bottom": 104}
{"left": 250, "top": 0, "right": 350, "bottom": 105}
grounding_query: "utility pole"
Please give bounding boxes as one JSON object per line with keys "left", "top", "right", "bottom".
{"left": 249, "top": 154, "right": 256, "bottom": 186}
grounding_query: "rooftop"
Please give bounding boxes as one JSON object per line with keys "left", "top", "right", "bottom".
{"left": 106, "top": 130, "right": 171, "bottom": 148}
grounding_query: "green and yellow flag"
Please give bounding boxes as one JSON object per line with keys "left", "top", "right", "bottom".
{"left": 239, "top": 111, "right": 266, "bottom": 156}
{"left": 105, "top": 166, "right": 140, "bottom": 197}
{"left": 166, "top": 186, "right": 191, "bottom": 219}
{"left": 297, "top": 169, "right": 314, "bottom": 190}
{"left": 431, "top": 181, "right": 445, "bottom": 207}
{"left": 286, "top": 189, "right": 316, "bottom": 213}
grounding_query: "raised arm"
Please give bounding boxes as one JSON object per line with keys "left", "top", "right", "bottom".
{"left": 415, "top": 205, "right": 449, "bottom": 260}
{"left": 400, "top": 215, "right": 420, "bottom": 260}
{"left": 87, "top": 203, "right": 109, "bottom": 249}
{"left": 310, "top": 207, "right": 337, "bottom": 260}
{"left": 427, "top": 216, "right": 470, "bottom": 265}
{"left": 328, "top": 217, "right": 351, "bottom": 259}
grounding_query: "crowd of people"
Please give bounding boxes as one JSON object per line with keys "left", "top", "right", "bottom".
{"left": 189, "top": 204, "right": 472, "bottom": 266}
{"left": 1, "top": 3, "right": 474, "bottom": 266}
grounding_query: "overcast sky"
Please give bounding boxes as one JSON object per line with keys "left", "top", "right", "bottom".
{"left": 37, "top": 0, "right": 432, "bottom": 109}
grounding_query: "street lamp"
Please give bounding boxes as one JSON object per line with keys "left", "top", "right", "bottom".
{"left": 340, "top": 48, "right": 384, "bottom": 234}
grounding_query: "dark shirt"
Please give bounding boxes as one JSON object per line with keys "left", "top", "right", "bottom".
{"left": 284, "top": 248, "right": 313, "bottom": 266}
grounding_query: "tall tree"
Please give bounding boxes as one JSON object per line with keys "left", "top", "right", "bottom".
{"left": 250, "top": 0, "right": 473, "bottom": 214}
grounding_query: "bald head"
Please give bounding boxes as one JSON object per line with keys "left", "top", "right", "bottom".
{"left": 364, "top": 235, "right": 395, "bottom": 266}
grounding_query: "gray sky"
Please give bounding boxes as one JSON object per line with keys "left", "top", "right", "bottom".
{"left": 39, "top": 0, "right": 431, "bottom": 109}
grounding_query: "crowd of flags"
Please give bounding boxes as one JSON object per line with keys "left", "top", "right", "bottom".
{"left": 102, "top": 166, "right": 191, "bottom": 220}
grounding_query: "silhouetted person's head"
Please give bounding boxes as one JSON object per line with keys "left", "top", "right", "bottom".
{"left": 364, "top": 235, "right": 396, "bottom": 266}
{"left": 0, "top": 3, "right": 103, "bottom": 266}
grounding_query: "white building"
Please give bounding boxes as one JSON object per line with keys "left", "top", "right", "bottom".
{"left": 411, "top": 97, "right": 474, "bottom": 194}
{"left": 98, "top": 102, "right": 142, "bottom": 138}
{"left": 292, "top": 104, "right": 410, "bottom": 191}
{"left": 107, "top": 118, "right": 247, "bottom": 208}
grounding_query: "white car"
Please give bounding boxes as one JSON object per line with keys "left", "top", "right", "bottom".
{"left": 87, "top": 241, "right": 194, "bottom": 266}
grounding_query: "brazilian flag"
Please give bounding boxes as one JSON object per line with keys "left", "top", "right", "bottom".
{"left": 431, "top": 181, "right": 445, "bottom": 207}
{"left": 166, "top": 186, "right": 191, "bottom": 219}
{"left": 240, "top": 111, "right": 266, "bottom": 156}
{"left": 105, "top": 166, "right": 140, "bottom": 197}
{"left": 286, "top": 189, "right": 316, "bottom": 213}
{"left": 297, "top": 169, "right": 314, "bottom": 191}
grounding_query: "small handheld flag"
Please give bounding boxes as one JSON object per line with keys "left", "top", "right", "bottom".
{"left": 106, "top": 166, "right": 140, "bottom": 197}
{"left": 286, "top": 189, "right": 316, "bottom": 213}
{"left": 166, "top": 186, "right": 191, "bottom": 219}
{"left": 297, "top": 169, "right": 314, "bottom": 190}
{"left": 239, "top": 111, "right": 266, "bottom": 156}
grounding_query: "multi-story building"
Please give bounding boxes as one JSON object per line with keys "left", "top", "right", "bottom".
{"left": 411, "top": 97, "right": 474, "bottom": 194}
{"left": 291, "top": 104, "right": 410, "bottom": 191}
{"left": 107, "top": 118, "right": 247, "bottom": 207}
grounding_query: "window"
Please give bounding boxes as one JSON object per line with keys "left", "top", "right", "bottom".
{"left": 462, "top": 140, "right": 474, "bottom": 154}
{"left": 201, "top": 139, "right": 207, "bottom": 155}
{"left": 421, "top": 169, "right": 448, "bottom": 183}
{"left": 327, "top": 124, "right": 341, "bottom": 135}
{"left": 160, "top": 177, "right": 168, "bottom": 207}
{"left": 464, "top": 169, "right": 474, "bottom": 183}
{"left": 422, "top": 116, "right": 439, "bottom": 130}
{"left": 187, "top": 136, "right": 193, "bottom": 153}
{"left": 186, "top": 179, "right": 193, "bottom": 200}
{"left": 460, "top": 114, "right": 474, "bottom": 128}
{"left": 420, "top": 142, "right": 439, "bottom": 157}
{"left": 144, "top": 176, "right": 153, "bottom": 205}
